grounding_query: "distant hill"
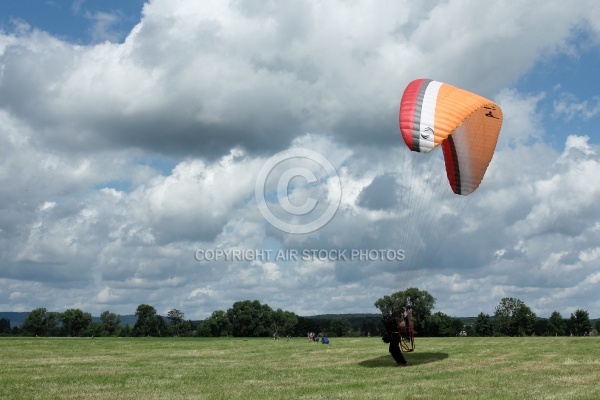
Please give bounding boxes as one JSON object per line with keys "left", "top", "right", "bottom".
{"left": 456, "top": 317, "right": 478, "bottom": 325}
{"left": 0, "top": 312, "right": 29, "bottom": 328}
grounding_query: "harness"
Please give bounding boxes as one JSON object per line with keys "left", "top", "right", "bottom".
{"left": 398, "top": 309, "right": 415, "bottom": 352}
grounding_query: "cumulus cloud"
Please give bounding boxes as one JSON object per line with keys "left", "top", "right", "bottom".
{"left": 1, "top": 0, "right": 600, "bottom": 319}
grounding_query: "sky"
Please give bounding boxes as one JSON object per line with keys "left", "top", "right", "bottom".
{"left": 1, "top": 0, "right": 599, "bottom": 321}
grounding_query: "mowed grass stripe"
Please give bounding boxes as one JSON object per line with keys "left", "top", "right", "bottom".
{"left": 1, "top": 337, "right": 598, "bottom": 399}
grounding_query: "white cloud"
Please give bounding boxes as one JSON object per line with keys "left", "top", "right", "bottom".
{"left": 85, "top": 11, "right": 123, "bottom": 43}
{"left": 554, "top": 93, "right": 600, "bottom": 121}
{"left": 1, "top": 0, "right": 600, "bottom": 319}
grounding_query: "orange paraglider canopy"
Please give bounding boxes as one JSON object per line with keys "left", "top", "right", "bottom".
{"left": 399, "top": 78, "right": 503, "bottom": 195}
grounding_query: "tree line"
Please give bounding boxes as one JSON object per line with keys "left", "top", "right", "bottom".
{"left": 0, "top": 300, "right": 360, "bottom": 338}
{"left": 471, "top": 298, "right": 595, "bottom": 337}
{"left": 1, "top": 289, "right": 597, "bottom": 337}
{"left": 374, "top": 288, "right": 598, "bottom": 337}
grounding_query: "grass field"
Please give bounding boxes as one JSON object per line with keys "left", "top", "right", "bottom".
{"left": 1, "top": 336, "right": 598, "bottom": 399}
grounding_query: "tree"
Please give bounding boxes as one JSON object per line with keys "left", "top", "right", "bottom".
{"left": 463, "top": 324, "right": 474, "bottom": 336}
{"left": 533, "top": 318, "right": 548, "bottom": 336}
{"left": 119, "top": 325, "right": 133, "bottom": 337}
{"left": 329, "top": 316, "right": 351, "bottom": 337}
{"left": 451, "top": 318, "right": 464, "bottom": 336}
{"left": 100, "top": 311, "right": 122, "bottom": 336}
{"left": 22, "top": 308, "right": 58, "bottom": 337}
{"left": 84, "top": 322, "right": 105, "bottom": 337}
{"left": 133, "top": 304, "right": 163, "bottom": 337}
{"left": 180, "top": 320, "right": 194, "bottom": 336}
{"left": 473, "top": 313, "right": 494, "bottom": 336}
{"left": 374, "top": 287, "right": 435, "bottom": 334}
{"left": 547, "top": 311, "right": 566, "bottom": 336}
{"left": 272, "top": 309, "right": 298, "bottom": 337}
{"left": 155, "top": 315, "right": 169, "bottom": 337}
{"left": 226, "top": 300, "right": 273, "bottom": 337}
{"left": 569, "top": 309, "right": 591, "bottom": 336}
{"left": 60, "top": 308, "right": 92, "bottom": 337}
{"left": 359, "top": 319, "right": 379, "bottom": 337}
{"left": 426, "top": 312, "right": 455, "bottom": 337}
{"left": 0, "top": 318, "right": 10, "bottom": 334}
{"left": 494, "top": 298, "right": 518, "bottom": 335}
{"left": 198, "top": 310, "right": 231, "bottom": 337}
{"left": 167, "top": 309, "right": 185, "bottom": 337}
{"left": 493, "top": 297, "right": 536, "bottom": 336}
{"left": 294, "top": 316, "right": 320, "bottom": 337}
{"left": 513, "top": 303, "right": 536, "bottom": 336}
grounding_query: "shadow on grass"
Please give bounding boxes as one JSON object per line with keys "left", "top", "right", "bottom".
{"left": 359, "top": 352, "right": 449, "bottom": 368}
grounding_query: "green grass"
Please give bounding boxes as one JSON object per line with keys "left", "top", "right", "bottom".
{"left": 1, "top": 336, "right": 598, "bottom": 399}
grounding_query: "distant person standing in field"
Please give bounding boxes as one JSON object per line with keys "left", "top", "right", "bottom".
{"left": 382, "top": 313, "right": 407, "bottom": 367}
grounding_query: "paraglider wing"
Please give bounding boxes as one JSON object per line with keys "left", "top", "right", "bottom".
{"left": 399, "top": 78, "right": 503, "bottom": 195}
